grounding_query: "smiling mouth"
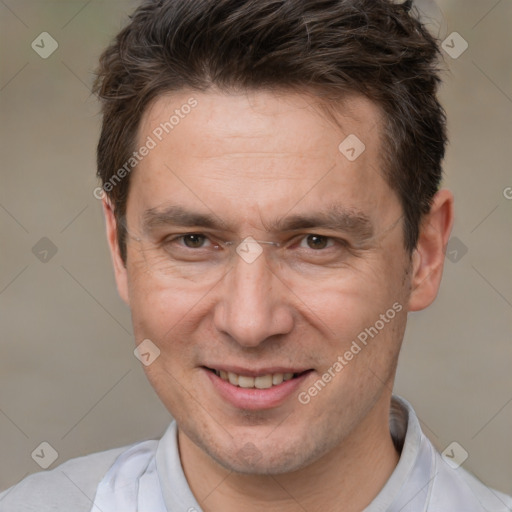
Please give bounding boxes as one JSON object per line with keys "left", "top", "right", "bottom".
{"left": 205, "top": 368, "right": 310, "bottom": 389}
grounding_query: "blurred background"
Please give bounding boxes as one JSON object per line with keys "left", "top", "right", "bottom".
{"left": 1, "top": 0, "right": 511, "bottom": 497}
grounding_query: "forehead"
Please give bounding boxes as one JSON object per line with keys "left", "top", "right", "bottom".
{"left": 129, "top": 89, "right": 399, "bottom": 232}
{"left": 139, "top": 88, "right": 382, "bottom": 158}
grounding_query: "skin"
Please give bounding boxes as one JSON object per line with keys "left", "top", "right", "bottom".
{"left": 103, "top": 89, "right": 454, "bottom": 512}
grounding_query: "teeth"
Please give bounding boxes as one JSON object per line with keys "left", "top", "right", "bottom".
{"left": 254, "top": 374, "right": 273, "bottom": 389}
{"left": 272, "top": 374, "right": 284, "bottom": 385}
{"left": 238, "top": 375, "right": 255, "bottom": 388}
{"left": 215, "top": 370, "right": 299, "bottom": 388}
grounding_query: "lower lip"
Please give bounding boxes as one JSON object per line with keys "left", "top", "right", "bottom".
{"left": 204, "top": 369, "right": 313, "bottom": 410}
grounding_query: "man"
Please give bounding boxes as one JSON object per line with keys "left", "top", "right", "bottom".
{"left": 1, "top": 0, "right": 511, "bottom": 510}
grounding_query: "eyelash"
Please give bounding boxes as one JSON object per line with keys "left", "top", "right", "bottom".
{"left": 161, "top": 233, "right": 348, "bottom": 252}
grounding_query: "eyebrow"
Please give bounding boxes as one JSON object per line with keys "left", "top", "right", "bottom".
{"left": 141, "top": 204, "right": 374, "bottom": 241}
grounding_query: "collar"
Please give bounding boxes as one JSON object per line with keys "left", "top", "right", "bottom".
{"left": 364, "top": 395, "right": 434, "bottom": 511}
{"left": 91, "top": 395, "right": 432, "bottom": 512}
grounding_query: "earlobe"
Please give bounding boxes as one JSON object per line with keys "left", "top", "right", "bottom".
{"left": 102, "top": 198, "right": 130, "bottom": 305}
{"left": 408, "top": 189, "right": 454, "bottom": 312}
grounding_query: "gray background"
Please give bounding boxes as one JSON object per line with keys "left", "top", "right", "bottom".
{"left": 1, "top": 0, "right": 511, "bottom": 497}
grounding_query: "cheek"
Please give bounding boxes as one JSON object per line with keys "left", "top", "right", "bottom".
{"left": 128, "top": 277, "right": 201, "bottom": 403}
{"left": 126, "top": 261, "right": 219, "bottom": 378}
{"left": 311, "top": 260, "right": 403, "bottom": 329}
{"left": 300, "top": 252, "right": 409, "bottom": 378}
{"left": 126, "top": 263, "right": 191, "bottom": 345}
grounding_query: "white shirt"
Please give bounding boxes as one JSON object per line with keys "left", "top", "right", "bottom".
{"left": 1, "top": 395, "right": 510, "bottom": 511}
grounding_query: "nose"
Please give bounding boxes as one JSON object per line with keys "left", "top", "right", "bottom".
{"left": 213, "top": 249, "right": 294, "bottom": 347}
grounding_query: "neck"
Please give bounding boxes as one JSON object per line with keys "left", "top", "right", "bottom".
{"left": 179, "top": 395, "right": 399, "bottom": 512}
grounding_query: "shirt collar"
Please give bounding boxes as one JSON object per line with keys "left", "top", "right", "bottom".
{"left": 156, "top": 421, "right": 203, "bottom": 512}
{"left": 364, "top": 395, "right": 434, "bottom": 511}
{"left": 154, "top": 395, "right": 432, "bottom": 512}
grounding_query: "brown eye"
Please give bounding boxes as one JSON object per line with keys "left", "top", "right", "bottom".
{"left": 304, "top": 234, "right": 330, "bottom": 250}
{"left": 182, "top": 234, "right": 207, "bottom": 248}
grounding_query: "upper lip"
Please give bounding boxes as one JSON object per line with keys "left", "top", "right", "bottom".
{"left": 204, "top": 365, "right": 312, "bottom": 377}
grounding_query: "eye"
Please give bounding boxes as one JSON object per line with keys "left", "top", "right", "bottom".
{"left": 183, "top": 234, "right": 208, "bottom": 248}
{"left": 299, "top": 234, "right": 335, "bottom": 250}
{"left": 165, "top": 233, "right": 214, "bottom": 249}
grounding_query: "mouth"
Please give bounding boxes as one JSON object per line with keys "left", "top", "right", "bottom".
{"left": 205, "top": 367, "right": 309, "bottom": 390}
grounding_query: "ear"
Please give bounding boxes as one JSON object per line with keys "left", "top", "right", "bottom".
{"left": 102, "top": 198, "right": 130, "bottom": 305}
{"left": 408, "top": 189, "right": 454, "bottom": 311}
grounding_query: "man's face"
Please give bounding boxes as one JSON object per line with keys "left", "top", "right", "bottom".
{"left": 114, "top": 89, "right": 412, "bottom": 474}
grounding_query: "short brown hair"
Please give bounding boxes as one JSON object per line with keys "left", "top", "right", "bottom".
{"left": 94, "top": 0, "right": 446, "bottom": 263}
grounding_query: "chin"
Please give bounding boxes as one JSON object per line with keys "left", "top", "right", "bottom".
{"left": 198, "top": 430, "right": 331, "bottom": 476}
{"left": 214, "top": 448, "right": 308, "bottom": 475}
